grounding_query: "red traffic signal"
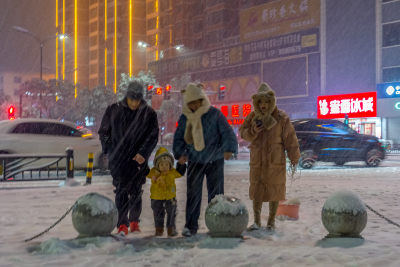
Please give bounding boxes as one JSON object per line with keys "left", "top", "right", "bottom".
{"left": 165, "top": 84, "right": 171, "bottom": 99}
{"left": 7, "top": 105, "right": 16, "bottom": 120}
{"left": 218, "top": 85, "right": 225, "bottom": 100}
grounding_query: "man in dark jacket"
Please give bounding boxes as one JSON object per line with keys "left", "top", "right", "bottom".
{"left": 98, "top": 81, "right": 159, "bottom": 236}
{"left": 173, "top": 83, "right": 238, "bottom": 237}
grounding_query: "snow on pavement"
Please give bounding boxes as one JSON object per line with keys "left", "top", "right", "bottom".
{"left": 1, "top": 160, "right": 400, "bottom": 266}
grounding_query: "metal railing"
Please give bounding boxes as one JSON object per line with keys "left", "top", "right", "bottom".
{"left": 0, "top": 148, "right": 74, "bottom": 182}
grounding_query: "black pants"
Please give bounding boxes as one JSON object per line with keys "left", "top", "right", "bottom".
{"left": 151, "top": 198, "right": 177, "bottom": 228}
{"left": 185, "top": 158, "right": 224, "bottom": 232}
{"left": 113, "top": 166, "right": 147, "bottom": 227}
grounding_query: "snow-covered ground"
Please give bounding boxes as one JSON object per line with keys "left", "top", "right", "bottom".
{"left": 1, "top": 160, "right": 400, "bottom": 266}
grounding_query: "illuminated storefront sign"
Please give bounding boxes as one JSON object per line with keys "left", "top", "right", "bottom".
{"left": 317, "top": 92, "right": 377, "bottom": 119}
{"left": 377, "top": 82, "right": 400, "bottom": 98}
{"left": 216, "top": 103, "right": 253, "bottom": 125}
{"left": 395, "top": 102, "right": 400, "bottom": 110}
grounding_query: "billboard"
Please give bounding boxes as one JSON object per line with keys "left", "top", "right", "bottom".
{"left": 317, "top": 92, "right": 377, "bottom": 119}
{"left": 377, "top": 82, "right": 400, "bottom": 98}
{"left": 240, "top": 0, "right": 320, "bottom": 42}
{"left": 149, "top": 28, "right": 319, "bottom": 81}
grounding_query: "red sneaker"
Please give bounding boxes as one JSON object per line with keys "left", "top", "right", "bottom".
{"left": 130, "top": 221, "right": 141, "bottom": 232}
{"left": 117, "top": 225, "right": 128, "bottom": 236}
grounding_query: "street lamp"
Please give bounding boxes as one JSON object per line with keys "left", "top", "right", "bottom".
{"left": 12, "top": 25, "right": 67, "bottom": 118}
{"left": 138, "top": 41, "right": 149, "bottom": 48}
{"left": 159, "top": 45, "right": 184, "bottom": 59}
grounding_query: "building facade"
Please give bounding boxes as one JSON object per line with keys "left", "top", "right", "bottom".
{"left": 377, "top": 0, "right": 400, "bottom": 146}
{"left": 56, "top": 0, "right": 146, "bottom": 92}
{"left": 145, "top": 0, "right": 388, "bottom": 140}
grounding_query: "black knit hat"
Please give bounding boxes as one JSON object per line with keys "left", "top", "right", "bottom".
{"left": 126, "top": 81, "right": 144, "bottom": 100}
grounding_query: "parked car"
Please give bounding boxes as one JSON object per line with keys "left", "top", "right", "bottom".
{"left": 0, "top": 118, "right": 105, "bottom": 170}
{"left": 292, "top": 118, "right": 385, "bottom": 169}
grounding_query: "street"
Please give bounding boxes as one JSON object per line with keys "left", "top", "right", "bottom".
{"left": 1, "top": 156, "right": 400, "bottom": 266}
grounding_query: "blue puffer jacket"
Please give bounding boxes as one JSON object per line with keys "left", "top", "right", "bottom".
{"left": 173, "top": 106, "right": 238, "bottom": 164}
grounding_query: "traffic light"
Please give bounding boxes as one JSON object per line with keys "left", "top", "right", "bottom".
{"left": 218, "top": 85, "right": 225, "bottom": 100}
{"left": 146, "top": 85, "right": 154, "bottom": 99}
{"left": 165, "top": 84, "right": 171, "bottom": 99}
{"left": 344, "top": 114, "right": 349, "bottom": 125}
{"left": 7, "top": 105, "right": 16, "bottom": 120}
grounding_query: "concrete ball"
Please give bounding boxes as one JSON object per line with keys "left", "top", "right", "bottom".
{"left": 321, "top": 190, "right": 367, "bottom": 237}
{"left": 205, "top": 195, "right": 249, "bottom": 237}
{"left": 72, "top": 192, "right": 118, "bottom": 237}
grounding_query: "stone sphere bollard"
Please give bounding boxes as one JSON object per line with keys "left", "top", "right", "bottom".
{"left": 321, "top": 190, "right": 367, "bottom": 238}
{"left": 72, "top": 192, "right": 118, "bottom": 237}
{"left": 205, "top": 195, "right": 249, "bottom": 237}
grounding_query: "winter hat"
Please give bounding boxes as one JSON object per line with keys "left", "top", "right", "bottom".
{"left": 251, "top": 82, "right": 277, "bottom": 130}
{"left": 126, "top": 81, "right": 144, "bottom": 100}
{"left": 153, "top": 147, "right": 174, "bottom": 170}
{"left": 181, "top": 83, "right": 211, "bottom": 151}
{"left": 252, "top": 82, "right": 276, "bottom": 113}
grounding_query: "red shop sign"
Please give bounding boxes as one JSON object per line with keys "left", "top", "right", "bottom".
{"left": 317, "top": 92, "right": 377, "bottom": 119}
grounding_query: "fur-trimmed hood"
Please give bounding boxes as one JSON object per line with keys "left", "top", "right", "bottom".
{"left": 251, "top": 82, "right": 277, "bottom": 130}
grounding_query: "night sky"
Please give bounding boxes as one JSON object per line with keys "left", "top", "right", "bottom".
{"left": 0, "top": 0, "right": 55, "bottom": 74}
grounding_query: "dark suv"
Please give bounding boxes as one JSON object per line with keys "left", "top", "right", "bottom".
{"left": 292, "top": 119, "right": 385, "bottom": 169}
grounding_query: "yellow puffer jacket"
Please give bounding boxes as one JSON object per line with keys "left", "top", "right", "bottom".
{"left": 147, "top": 167, "right": 183, "bottom": 200}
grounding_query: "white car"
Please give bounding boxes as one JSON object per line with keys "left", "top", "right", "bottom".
{"left": 0, "top": 118, "right": 105, "bottom": 170}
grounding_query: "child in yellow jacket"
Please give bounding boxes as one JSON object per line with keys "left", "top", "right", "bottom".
{"left": 147, "top": 147, "right": 186, "bottom": 237}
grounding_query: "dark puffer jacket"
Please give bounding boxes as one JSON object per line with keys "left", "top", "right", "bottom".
{"left": 173, "top": 107, "right": 238, "bottom": 164}
{"left": 98, "top": 98, "right": 159, "bottom": 177}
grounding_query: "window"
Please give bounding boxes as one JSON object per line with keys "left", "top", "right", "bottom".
{"left": 147, "top": 18, "right": 157, "bottom": 30}
{"left": 160, "top": 15, "right": 170, "bottom": 28}
{"left": 383, "top": 67, "right": 400, "bottom": 82}
{"left": 14, "top": 76, "right": 22, "bottom": 83}
{"left": 147, "top": 1, "right": 155, "bottom": 13}
{"left": 147, "top": 34, "right": 157, "bottom": 46}
{"left": 383, "top": 21, "right": 400, "bottom": 47}
{"left": 90, "top": 7, "right": 97, "bottom": 19}
{"left": 315, "top": 123, "right": 355, "bottom": 135}
{"left": 160, "top": 0, "right": 170, "bottom": 11}
{"left": 90, "top": 50, "right": 97, "bottom": 61}
{"left": 12, "top": 123, "right": 42, "bottom": 134}
{"left": 90, "top": 63, "right": 98, "bottom": 75}
{"left": 207, "top": 10, "right": 224, "bottom": 25}
{"left": 41, "top": 123, "right": 82, "bottom": 137}
{"left": 90, "top": 21, "right": 98, "bottom": 32}
{"left": 90, "top": 35, "right": 98, "bottom": 46}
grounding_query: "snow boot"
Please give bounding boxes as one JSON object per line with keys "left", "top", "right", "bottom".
{"left": 247, "top": 223, "right": 261, "bottom": 231}
{"left": 155, "top": 227, "right": 164, "bottom": 236}
{"left": 130, "top": 221, "right": 141, "bottom": 232}
{"left": 267, "top": 201, "right": 279, "bottom": 230}
{"left": 117, "top": 225, "right": 129, "bottom": 236}
{"left": 182, "top": 227, "right": 196, "bottom": 237}
{"left": 248, "top": 200, "right": 262, "bottom": 231}
{"left": 168, "top": 227, "right": 178, "bottom": 237}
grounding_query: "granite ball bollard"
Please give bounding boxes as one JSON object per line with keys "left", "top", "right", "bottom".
{"left": 321, "top": 190, "right": 367, "bottom": 238}
{"left": 72, "top": 192, "right": 118, "bottom": 237}
{"left": 205, "top": 195, "right": 249, "bottom": 237}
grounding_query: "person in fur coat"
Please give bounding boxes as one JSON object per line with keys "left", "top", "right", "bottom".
{"left": 173, "top": 83, "right": 238, "bottom": 237}
{"left": 239, "top": 82, "right": 300, "bottom": 230}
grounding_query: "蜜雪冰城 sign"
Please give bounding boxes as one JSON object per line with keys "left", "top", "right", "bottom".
{"left": 317, "top": 92, "right": 377, "bottom": 119}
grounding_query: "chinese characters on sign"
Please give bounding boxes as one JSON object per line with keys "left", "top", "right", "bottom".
{"left": 240, "top": 0, "right": 320, "bottom": 42}
{"left": 317, "top": 92, "right": 377, "bottom": 119}
{"left": 216, "top": 103, "right": 253, "bottom": 125}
